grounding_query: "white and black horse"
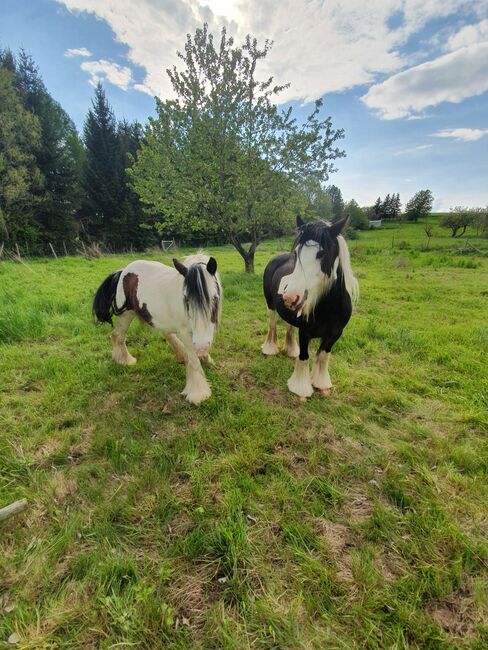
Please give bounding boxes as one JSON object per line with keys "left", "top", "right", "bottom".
{"left": 93, "top": 253, "right": 222, "bottom": 404}
{"left": 262, "top": 216, "right": 358, "bottom": 399}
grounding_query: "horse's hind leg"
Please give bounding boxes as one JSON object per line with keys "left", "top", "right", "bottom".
{"left": 111, "top": 311, "right": 137, "bottom": 365}
{"left": 284, "top": 324, "right": 299, "bottom": 358}
{"left": 165, "top": 333, "right": 187, "bottom": 364}
{"left": 261, "top": 309, "right": 279, "bottom": 355}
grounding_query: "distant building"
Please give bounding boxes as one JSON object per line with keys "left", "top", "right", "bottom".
{"left": 369, "top": 219, "right": 382, "bottom": 229}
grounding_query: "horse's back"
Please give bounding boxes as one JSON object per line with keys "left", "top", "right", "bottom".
{"left": 115, "top": 259, "right": 181, "bottom": 323}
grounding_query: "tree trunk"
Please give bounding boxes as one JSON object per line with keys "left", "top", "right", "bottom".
{"left": 230, "top": 233, "right": 257, "bottom": 273}
{"left": 244, "top": 253, "right": 254, "bottom": 273}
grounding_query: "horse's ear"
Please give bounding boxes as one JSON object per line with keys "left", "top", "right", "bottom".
{"left": 206, "top": 257, "right": 217, "bottom": 276}
{"left": 296, "top": 215, "right": 305, "bottom": 229}
{"left": 329, "top": 214, "right": 350, "bottom": 238}
{"left": 173, "top": 258, "right": 188, "bottom": 277}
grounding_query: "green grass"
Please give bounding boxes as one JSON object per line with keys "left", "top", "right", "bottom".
{"left": 1, "top": 220, "right": 487, "bottom": 648}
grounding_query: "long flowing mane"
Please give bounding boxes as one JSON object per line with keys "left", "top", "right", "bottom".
{"left": 293, "top": 220, "right": 359, "bottom": 313}
{"left": 182, "top": 254, "right": 222, "bottom": 326}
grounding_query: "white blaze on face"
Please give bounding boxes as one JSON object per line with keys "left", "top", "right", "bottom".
{"left": 279, "top": 242, "right": 324, "bottom": 312}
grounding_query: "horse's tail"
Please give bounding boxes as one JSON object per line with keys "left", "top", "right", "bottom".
{"left": 92, "top": 270, "right": 125, "bottom": 325}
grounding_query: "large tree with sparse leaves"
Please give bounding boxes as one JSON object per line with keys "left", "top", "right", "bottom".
{"left": 130, "top": 24, "right": 345, "bottom": 272}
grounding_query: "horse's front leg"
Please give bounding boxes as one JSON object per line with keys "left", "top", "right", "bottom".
{"left": 311, "top": 330, "right": 343, "bottom": 395}
{"left": 311, "top": 348, "right": 332, "bottom": 395}
{"left": 177, "top": 332, "right": 211, "bottom": 404}
{"left": 287, "top": 328, "right": 313, "bottom": 399}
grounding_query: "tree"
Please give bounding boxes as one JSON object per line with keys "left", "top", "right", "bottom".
{"left": 373, "top": 196, "right": 382, "bottom": 218}
{"left": 300, "top": 178, "right": 333, "bottom": 221}
{"left": 469, "top": 207, "right": 488, "bottom": 237}
{"left": 0, "top": 63, "right": 43, "bottom": 248}
{"left": 82, "top": 83, "right": 125, "bottom": 248}
{"left": 392, "top": 192, "right": 402, "bottom": 218}
{"left": 423, "top": 223, "right": 434, "bottom": 248}
{"left": 405, "top": 189, "right": 434, "bottom": 222}
{"left": 344, "top": 199, "right": 368, "bottom": 230}
{"left": 130, "top": 25, "right": 345, "bottom": 272}
{"left": 382, "top": 193, "right": 392, "bottom": 219}
{"left": 325, "top": 185, "right": 344, "bottom": 221}
{"left": 15, "top": 50, "right": 84, "bottom": 251}
{"left": 440, "top": 207, "right": 473, "bottom": 237}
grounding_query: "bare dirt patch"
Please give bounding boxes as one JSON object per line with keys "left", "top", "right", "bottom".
{"left": 427, "top": 583, "right": 486, "bottom": 639}
{"left": 311, "top": 517, "right": 354, "bottom": 582}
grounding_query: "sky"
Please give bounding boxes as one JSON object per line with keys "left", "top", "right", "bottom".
{"left": 1, "top": 0, "right": 487, "bottom": 211}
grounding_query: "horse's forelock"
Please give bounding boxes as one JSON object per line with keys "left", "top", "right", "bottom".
{"left": 293, "top": 220, "right": 338, "bottom": 275}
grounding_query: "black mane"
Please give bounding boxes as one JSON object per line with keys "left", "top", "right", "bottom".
{"left": 183, "top": 264, "right": 221, "bottom": 325}
{"left": 293, "top": 220, "right": 339, "bottom": 277}
{"left": 184, "top": 264, "right": 210, "bottom": 313}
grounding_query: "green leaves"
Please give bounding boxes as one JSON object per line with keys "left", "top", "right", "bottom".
{"left": 131, "top": 24, "right": 345, "bottom": 270}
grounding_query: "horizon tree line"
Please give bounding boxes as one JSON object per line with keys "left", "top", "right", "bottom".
{"left": 1, "top": 37, "right": 485, "bottom": 268}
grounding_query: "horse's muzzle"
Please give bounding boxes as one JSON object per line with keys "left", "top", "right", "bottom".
{"left": 282, "top": 290, "right": 307, "bottom": 312}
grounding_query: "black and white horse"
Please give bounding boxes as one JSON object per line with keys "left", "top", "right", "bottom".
{"left": 93, "top": 253, "right": 222, "bottom": 404}
{"left": 262, "top": 216, "right": 358, "bottom": 399}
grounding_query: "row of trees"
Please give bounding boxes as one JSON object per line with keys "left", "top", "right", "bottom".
{"left": 1, "top": 28, "right": 484, "bottom": 272}
{"left": 440, "top": 207, "right": 488, "bottom": 237}
{"left": 371, "top": 190, "right": 435, "bottom": 222}
{"left": 0, "top": 48, "right": 153, "bottom": 255}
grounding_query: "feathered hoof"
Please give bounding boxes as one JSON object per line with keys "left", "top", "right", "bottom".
{"left": 320, "top": 388, "right": 332, "bottom": 396}
{"left": 261, "top": 342, "right": 279, "bottom": 356}
{"left": 113, "top": 353, "right": 137, "bottom": 366}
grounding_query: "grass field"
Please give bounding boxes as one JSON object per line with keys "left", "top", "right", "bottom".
{"left": 1, "top": 220, "right": 487, "bottom": 649}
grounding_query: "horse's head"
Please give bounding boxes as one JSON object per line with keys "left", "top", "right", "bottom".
{"left": 173, "top": 254, "right": 221, "bottom": 357}
{"left": 278, "top": 215, "right": 350, "bottom": 316}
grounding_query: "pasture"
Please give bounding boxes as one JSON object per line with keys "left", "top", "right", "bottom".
{"left": 1, "top": 220, "right": 487, "bottom": 649}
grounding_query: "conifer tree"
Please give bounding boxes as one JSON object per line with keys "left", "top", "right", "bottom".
{"left": 82, "top": 83, "right": 123, "bottom": 248}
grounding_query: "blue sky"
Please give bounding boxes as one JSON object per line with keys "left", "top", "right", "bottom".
{"left": 1, "top": 0, "right": 487, "bottom": 211}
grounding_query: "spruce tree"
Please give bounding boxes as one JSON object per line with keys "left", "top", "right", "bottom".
{"left": 117, "top": 119, "right": 153, "bottom": 249}
{"left": 82, "top": 83, "right": 123, "bottom": 248}
{"left": 325, "top": 185, "right": 345, "bottom": 221}
{"left": 374, "top": 196, "right": 382, "bottom": 218}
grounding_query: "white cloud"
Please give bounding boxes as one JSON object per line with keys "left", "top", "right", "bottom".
{"left": 394, "top": 144, "right": 433, "bottom": 155}
{"left": 362, "top": 42, "right": 488, "bottom": 119}
{"left": 445, "top": 19, "right": 488, "bottom": 51}
{"left": 64, "top": 47, "right": 92, "bottom": 57}
{"left": 53, "top": 0, "right": 488, "bottom": 104}
{"left": 431, "top": 128, "right": 488, "bottom": 141}
{"left": 80, "top": 59, "right": 133, "bottom": 90}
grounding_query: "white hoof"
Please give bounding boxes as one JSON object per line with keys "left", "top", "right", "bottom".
{"left": 182, "top": 384, "right": 211, "bottom": 404}
{"left": 112, "top": 352, "right": 137, "bottom": 365}
{"left": 261, "top": 341, "right": 279, "bottom": 355}
{"left": 284, "top": 342, "right": 299, "bottom": 358}
{"left": 287, "top": 377, "right": 313, "bottom": 398}
{"left": 287, "top": 358, "right": 313, "bottom": 398}
{"left": 311, "top": 352, "right": 332, "bottom": 390}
